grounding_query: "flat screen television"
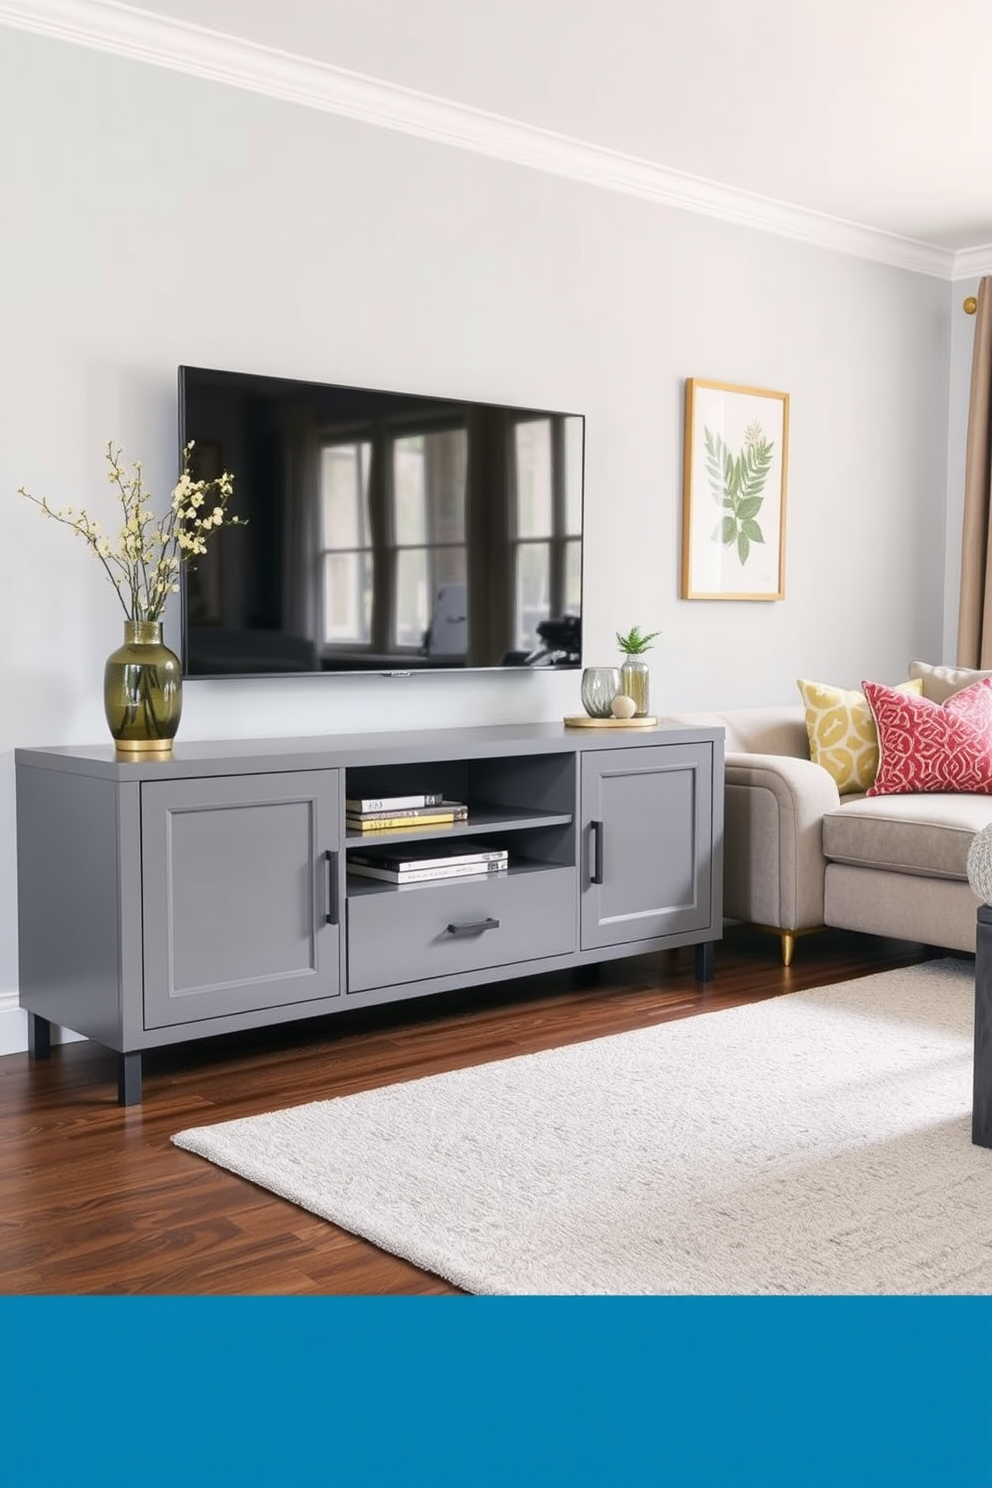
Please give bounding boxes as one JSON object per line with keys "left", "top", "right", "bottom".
{"left": 177, "top": 365, "right": 585, "bottom": 679}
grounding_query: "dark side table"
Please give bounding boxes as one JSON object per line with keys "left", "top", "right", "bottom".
{"left": 974, "top": 905, "right": 992, "bottom": 1147}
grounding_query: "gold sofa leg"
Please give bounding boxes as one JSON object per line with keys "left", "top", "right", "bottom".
{"left": 750, "top": 924, "right": 824, "bottom": 965}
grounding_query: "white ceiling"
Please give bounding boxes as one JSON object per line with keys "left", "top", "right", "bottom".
{"left": 8, "top": 0, "right": 992, "bottom": 260}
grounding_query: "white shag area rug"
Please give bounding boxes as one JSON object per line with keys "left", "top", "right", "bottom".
{"left": 172, "top": 959, "right": 992, "bottom": 1295}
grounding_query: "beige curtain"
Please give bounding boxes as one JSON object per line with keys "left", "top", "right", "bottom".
{"left": 956, "top": 276, "right": 992, "bottom": 665}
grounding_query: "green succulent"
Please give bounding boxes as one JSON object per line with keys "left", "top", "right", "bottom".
{"left": 616, "top": 625, "right": 660, "bottom": 655}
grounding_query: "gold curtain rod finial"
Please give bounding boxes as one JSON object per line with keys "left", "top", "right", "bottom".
{"left": 964, "top": 295, "right": 978, "bottom": 314}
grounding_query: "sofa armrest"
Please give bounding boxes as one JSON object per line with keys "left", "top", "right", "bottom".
{"left": 724, "top": 751, "right": 841, "bottom": 931}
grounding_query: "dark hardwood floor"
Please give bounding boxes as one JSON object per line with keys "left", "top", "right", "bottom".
{"left": 0, "top": 926, "right": 939, "bottom": 1295}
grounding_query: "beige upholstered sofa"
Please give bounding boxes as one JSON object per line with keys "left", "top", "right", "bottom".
{"left": 665, "top": 661, "right": 992, "bottom": 963}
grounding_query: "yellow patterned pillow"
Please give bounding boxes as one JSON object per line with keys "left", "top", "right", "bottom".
{"left": 797, "top": 677, "right": 924, "bottom": 794}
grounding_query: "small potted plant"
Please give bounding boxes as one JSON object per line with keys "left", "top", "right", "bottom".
{"left": 616, "top": 625, "right": 660, "bottom": 717}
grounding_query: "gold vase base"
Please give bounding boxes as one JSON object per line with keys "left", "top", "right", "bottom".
{"left": 114, "top": 739, "right": 175, "bottom": 761}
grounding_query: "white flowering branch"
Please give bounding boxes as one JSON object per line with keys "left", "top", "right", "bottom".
{"left": 18, "top": 440, "right": 241, "bottom": 624}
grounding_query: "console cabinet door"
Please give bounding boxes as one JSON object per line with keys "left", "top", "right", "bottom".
{"left": 141, "top": 770, "right": 343, "bottom": 1029}
{"left": 580, "top": 743, "right": 713, "bottom": 950}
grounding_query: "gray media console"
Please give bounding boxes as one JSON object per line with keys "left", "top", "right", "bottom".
{"left": 15, "top": 721, "right": 724, "bottom": 1104}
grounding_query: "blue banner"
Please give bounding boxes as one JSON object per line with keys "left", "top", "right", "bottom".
{"left": 1, "top": 1297, "right": 989, "bottom": 1488}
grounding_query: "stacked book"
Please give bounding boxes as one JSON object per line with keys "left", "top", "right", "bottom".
{"left": 345, "top": 791, "right": 468, "bottom": 833}
{"left": 347, "top": 840, "right": 509, "bottom": 885}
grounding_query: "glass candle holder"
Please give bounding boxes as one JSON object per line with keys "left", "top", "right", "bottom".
{"left": 619, "top": 656, "right": 650, "bottom": 717}
{"left": 580, "top": 666, "right": 621, "bottom": 718}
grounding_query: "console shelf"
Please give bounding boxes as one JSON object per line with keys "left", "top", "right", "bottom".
{"left": 345, "top": 856, "right": 560, "bottom": 897}
{"left": 343, "top": 806, "right": 573, "bottom": 846}
{"left": 15, "top": 721, "right": 724, "bottom": 1104}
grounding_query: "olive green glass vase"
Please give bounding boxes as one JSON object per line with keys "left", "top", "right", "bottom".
{"left": 104, "top": 620, "right": 182, "bottom": 759}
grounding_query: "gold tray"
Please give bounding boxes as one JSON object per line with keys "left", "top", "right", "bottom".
{"left": 563, "top": 715, "right": 659, "bottom": 728}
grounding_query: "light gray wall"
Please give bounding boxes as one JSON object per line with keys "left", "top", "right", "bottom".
{"left": 0, "top": 29, "right": 955, "bottom": 1038}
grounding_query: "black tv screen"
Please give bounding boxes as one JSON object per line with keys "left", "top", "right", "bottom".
{"left": 177, "top": 366, "right": 585, "bottom": 679}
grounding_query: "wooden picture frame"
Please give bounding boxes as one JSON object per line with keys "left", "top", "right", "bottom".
{"left": 680, "top": 379, "right": 789, "bottom": 601}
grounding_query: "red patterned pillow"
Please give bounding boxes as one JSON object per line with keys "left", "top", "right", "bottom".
{"left": 863, "top": 677, "right": 992, "bottom": 795}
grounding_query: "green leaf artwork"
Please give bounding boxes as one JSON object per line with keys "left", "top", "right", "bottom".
{"left": 704, "top": 419, "right": 774, "bottom": 567}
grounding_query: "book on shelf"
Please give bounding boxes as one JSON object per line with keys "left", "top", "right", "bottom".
{"left": 345, "top": 791, "right": 444, "bottom": 813}
{"left": 346, "top": 799, "right": 467, "bottom": 822}
{"left": 349, "top": 843, "right": 508, "bottom": 873}
{"left": 346, "top": 803, "right": 468, "bottom": 832}
{"left": 347, "top": 860, "right": 509, "bottom": 886}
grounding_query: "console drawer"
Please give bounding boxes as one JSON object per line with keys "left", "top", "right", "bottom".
{"left": 347, "top": 866, "right": 577, "bottom": 992}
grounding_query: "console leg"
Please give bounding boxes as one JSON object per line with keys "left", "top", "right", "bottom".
{"left": 27, "top": 1013, "right": 51, "bottom": 1060}
{"left": 974, "top": 910, "right": 992, "bottom": 1147}
{"left": 118, "top": 1053, "right": 142, "bottom": 1107}
{"left": 694, "top": 941, "right": 714, "bottom": 983}
{"left": 573, "top": 961, "right": 603, "bottom": 987}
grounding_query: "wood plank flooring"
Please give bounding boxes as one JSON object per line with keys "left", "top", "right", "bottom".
{"left": 0, "top": 926, "right": 939, "bottom": 1295}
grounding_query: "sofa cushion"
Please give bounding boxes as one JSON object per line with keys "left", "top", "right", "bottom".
{"left": 908, "top": 659, "right": 992, "bottom": 703}
{"left": 864, "top": 678, "right": 992, "bottom": 796}
{"left": 823, "top": 792, "right": 992, "bottom": 881}
{"left": 797, "top": 676, "right": 922, "bottom": 794}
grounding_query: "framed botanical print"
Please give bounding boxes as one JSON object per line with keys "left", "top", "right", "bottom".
{"left": 680, "top": 379, "right": 790, "bottom": 600}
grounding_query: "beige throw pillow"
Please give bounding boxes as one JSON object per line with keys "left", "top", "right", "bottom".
{"left": 797, "top": 676, "right": 923, "bottom": 794}
{"left": 908, "top": 660, "right": 992, "bottom": 704}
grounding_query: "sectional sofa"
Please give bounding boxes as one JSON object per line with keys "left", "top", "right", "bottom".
{"left": 665, "top": 661, "right": 992, "bottom": 963}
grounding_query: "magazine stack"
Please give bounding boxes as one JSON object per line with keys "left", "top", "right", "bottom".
{"left": 345, "top": 791, "right": 468, "bottom": 833}
{"left": 347, "top": 840, "right": 509, "bottom": 886}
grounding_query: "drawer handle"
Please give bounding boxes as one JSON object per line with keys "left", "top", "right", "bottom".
{"left": 445, "top": 917, "right": 500, "bottom": 937}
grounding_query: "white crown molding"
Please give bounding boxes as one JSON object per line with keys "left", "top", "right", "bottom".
{"left": 952, "top": 245, "right": 992, "bottom": 281}
{"left": 0, "top": 0, "right": 964, "bottom": 280}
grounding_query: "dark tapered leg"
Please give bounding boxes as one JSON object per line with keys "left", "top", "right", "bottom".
{"left": 694, "top": 941, "right": 715, "bottom": 984}
{"left": 27, "top": 1013, "right": 51, "bottom": 1060}
{"left": 973, "top": 908, "right": 992, "bottom": 1147}
{"left": 573, "top": 961, "right": 603, "bottom": 987}
{"left": 118, "top": 1053, "right": 142, "bottom": 1107}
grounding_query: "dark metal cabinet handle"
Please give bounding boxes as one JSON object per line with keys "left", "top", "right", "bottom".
{"left": 590, "top": 820, "right": 604, "bottom": 884}
{"left": 325, "top": 849, "right": 340, "bottom": 925}
{"left": 445, "top": 917, "right": 500, "bottom": 937}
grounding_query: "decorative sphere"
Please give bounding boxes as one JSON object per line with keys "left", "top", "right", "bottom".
{"left": 968, "top": 825, "right": 992, "bottom": 904}
{"left": 611, "top": 694, "right": 637, "bottom": 719}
